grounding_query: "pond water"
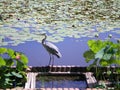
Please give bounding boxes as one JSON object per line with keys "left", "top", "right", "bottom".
{"left": 0, "top": 0, "right": 120, "bottom": 66}
{"left": 36, "top": 80, "right": 87, "bottom": 88}
{"left": 36, "top": 75, "right": 87, "bottom": 88}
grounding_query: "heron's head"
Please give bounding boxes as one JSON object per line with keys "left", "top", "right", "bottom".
{"left": 36, "top": 33, "right": 47, "bottom": 36}
{"left": 40, "top": 33, "right": 47, "bottom": 38}
{"left": 39, "top": 33, "right": 48, "bottom": 39}
{"left": 40, "top": 33, "right": 46, "bottom": 36}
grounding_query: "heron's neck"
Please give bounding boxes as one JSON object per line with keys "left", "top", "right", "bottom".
{"left": 42, "top": 35, "right": 47, "bottom": 44}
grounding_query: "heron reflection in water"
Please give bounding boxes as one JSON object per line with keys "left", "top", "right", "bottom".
{"left": 40, "top": 33, "right": 62, "bottom": 68}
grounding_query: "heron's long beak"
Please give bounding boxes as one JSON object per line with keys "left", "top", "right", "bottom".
{"left": 41, "top": 33, "right": 46, "bottom": 35}
{"left": 36, "top": 33, "right": 46, "bottom": 36}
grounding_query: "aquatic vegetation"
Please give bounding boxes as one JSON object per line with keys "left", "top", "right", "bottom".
{"left": 83, "top": 35, "right": 120, "bottom": 89}
{"left": 0, "top": 47, "right": 29, "bottom": 88}
{"left": 0, "top": 0, "right": 120, "bottom": 46}
{"left": 84, "top": 37, "right": 120, "bottom": 67}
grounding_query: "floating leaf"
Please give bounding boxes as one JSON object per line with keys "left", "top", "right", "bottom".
{"left": 0, "top": 0, "right": 120, "bottom": 46}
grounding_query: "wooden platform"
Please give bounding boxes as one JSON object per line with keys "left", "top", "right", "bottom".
{"left": 24, "top": 73, "right": 96, "bottom": 89}
{"left": 23, "top": 66, "right": 119, "bottom": 89}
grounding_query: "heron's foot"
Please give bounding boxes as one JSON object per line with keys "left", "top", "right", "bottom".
{"left": 48, "top": 65, "right": 53, "bottom": 67}
{"left": 47, "top": 65, "right": 50, "bottom": 67}
{"left": 48, "top": 68, "right": 52, "bottom": 72}
{"left": 46, "top": 65, "right": 51, "bottom": 72}
{"left": 49, "top": 65, "right": 53, "bottom": 72}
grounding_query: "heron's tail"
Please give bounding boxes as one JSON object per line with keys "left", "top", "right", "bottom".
{"left": 56, "top": 52, "right": 62, "bottom": 58}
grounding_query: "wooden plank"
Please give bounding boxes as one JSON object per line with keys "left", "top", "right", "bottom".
{"left": 58, "top": 88, "right": 63, "bottom": 90}
{"left": 45, "top": 88, "right": 52, "bottom": 90}
{"left": 25, "top": 73, "right": 31, "bottom": 89}
{"left": 31, "top": 73, "right": 38, "bottom": 88}
{"left": 31, "top": 73, "right": 34, "bottom": 88}
{"left": 74, "top": 88, "right": 80, "bottom": 90}
{"left": 69, "top": 88, "right": 75, "bottom": 90}
{"left": 25, "top": 72, "right": 38, "bottom": 89}
{"left": 84, "top": 72, "right": 97, "bottom": 88}
{"left": 63, "top": 88, "right": 69, "bottom": 90}
{"left": 40, "top": 88, "right": 46, "bottom": 90}
{"left": 52, "top": 88, "right": 58, "bottom": 90}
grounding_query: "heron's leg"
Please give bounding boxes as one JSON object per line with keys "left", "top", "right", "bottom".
{"left": 50, "top": 55, "right": 54, "bottom": 72}
{"left": 52, "top": 55, "right": 54, "bottom": 67}
{"left": 49, "top": 54, "right": 53, "bottom": 72}
{"left": 48, "top": 54, "right": 52, "bottom": 66}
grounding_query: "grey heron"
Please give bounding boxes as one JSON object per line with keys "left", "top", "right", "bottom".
{"left": 41, "top": 33, "right": 62, "bottom": 66}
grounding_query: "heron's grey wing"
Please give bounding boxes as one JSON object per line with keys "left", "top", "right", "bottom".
{"left": 44, "top": 42, "right": 62, "bottom": 58}
{"left": 45, "top": 42, "right": 59, "bottom": 51}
